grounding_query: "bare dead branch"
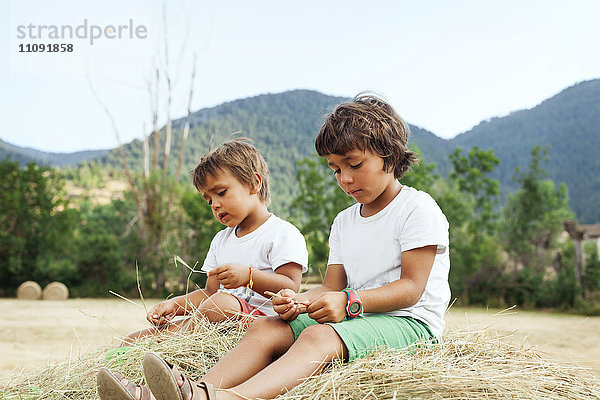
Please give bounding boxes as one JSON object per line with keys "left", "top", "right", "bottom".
{"left": 161, "top": 3, "right": 173, "bottom": 174}
{"left": 166, "top": 54, "right": 197, "bottom": 213}
{"left": 143, "top": 123, "right": 150, "bottom": 179}
{"left": 151, "top": 67, "right": 160, "bottom": 173}
{"left": 87, "top": 76, "right": 143, "bottom": 222}
{"left": 123, "top": 212, "right": 141, "bottom": 238}
{"left": 174, "top": 53, "right": 197, "bottom": 183}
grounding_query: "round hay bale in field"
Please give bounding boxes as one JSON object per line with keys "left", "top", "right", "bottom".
{"left": 16, "top": 281, "right": 42, "bottom": 300}
{"left": 42, "top": 281, "right": 69, "bottom": 300}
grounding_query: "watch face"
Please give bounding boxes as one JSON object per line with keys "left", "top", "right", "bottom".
{"left": 349, "top": 302, "right": 361, "bottom": 314}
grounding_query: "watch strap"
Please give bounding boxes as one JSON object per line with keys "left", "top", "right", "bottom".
{"left": 342, "top": 288, "right": 363, "bottom": 319}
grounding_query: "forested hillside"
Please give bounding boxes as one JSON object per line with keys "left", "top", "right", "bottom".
{"left": 92, "top": 90, "right": 457, "bottom": 214}
{"left": 450, "top": 79, "right": 600, "bottom": 222}
{"left": 94, "top": 82, "right": 599, "bottom": 221}
{"left": 2, "top": 80, "right": 599, "bottom": 221}
{"left": 0, "top": 139, "right": 107, "bottom": 167}
{"left": 93, "top": 90, "right": 350, "bottom": 214}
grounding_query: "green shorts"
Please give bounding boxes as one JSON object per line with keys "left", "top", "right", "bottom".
{"left": 288, "top": 313, "right": 435, "bottom": 363}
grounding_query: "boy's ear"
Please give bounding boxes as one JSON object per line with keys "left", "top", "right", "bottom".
{"left": 249, "top": 173, "right": 262, "bottom": 195}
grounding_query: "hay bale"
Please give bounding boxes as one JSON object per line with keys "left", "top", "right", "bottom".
{"left": 16, "top": 281, "right": 42, "bottom": 300}
{"left": 2, "top": 319, "right": 600, "bottom": 399}
{"left": 281, "top": 330, "right": 600, "bottom": 399}
{"left": 42, "top": 282, "right": 69, "bottom": 300}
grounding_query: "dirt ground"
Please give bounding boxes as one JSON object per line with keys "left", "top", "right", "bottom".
{"left": 1, "top": 298, "right": 599, "bottom": 382}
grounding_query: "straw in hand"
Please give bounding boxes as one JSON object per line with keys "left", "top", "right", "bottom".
{"left": 264, "top": 291, "right": 308, "bottom": 313}
{"left": 174, "top": 255, "right": 207, "bottom": 274}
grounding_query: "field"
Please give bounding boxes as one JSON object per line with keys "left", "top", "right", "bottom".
{"left": 2, "top": 298, "right": 600, "bottom": 382}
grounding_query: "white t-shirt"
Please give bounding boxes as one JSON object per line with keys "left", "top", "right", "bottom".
{"left": 201, "top": 214, "right": 308, "bottom": 316}
{"left": 328, "top": 186, "right": 450, "bottom": 339}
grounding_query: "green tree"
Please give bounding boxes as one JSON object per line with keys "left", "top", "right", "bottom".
{"left": 444, "top": 147, "right": 502, "bottom": 304}
{"left": 433, "top": 179, "right": 471, "bottom": 302}
{"left": 0, "top": 159, "right": 79, "bottom": 295}
{"left": 583, "top": 250, "right": 600, "bottom": 301}
{"left": 291, "top": 156, "right": 353, "bottom": 274}
{"left": 502, "top": 146, "right": 574, "bottom": 274}
{"left": 400, "top": 145, "right": 438, "bottom": 192}
{"left": 90, "top": 20, "right": 199, "bottom": 295}
{"left": 72, "top": 199, "right": 138, "bottom": 297}
{"left": 449, "top": 147, "right": 500, "bottom": 239}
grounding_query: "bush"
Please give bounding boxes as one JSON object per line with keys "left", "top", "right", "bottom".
{"left": 583, "top": 251, "right": 600, "bottom": 297}
{"left": 0, "top": 160, "right": 79, "bottom": 296}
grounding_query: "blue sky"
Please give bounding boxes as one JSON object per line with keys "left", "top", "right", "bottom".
{"left": 2, "top": 0, "right": 599, "bottom": 152}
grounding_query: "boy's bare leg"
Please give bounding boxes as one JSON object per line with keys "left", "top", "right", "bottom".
{"left": 227, "top": 323, "right": 346, "bottom": 399}
{"left": 201, "top": 322, "right": 346, "bottom": 400}
{"left": 200, "top": 316, "right": 296, "bottom": 390}
{"left": 197, "top": 292, "right": 245, "bottom": 322}
{"left": 123, "top": 292, "right": 243, "bottom": 346}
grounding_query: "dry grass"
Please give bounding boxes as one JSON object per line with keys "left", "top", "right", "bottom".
{"left": 281, "top": 330, "right": 600, "bottom": 399}
{"left": 2, "top": 315, "right": 599, "bottom": 400}
{"left": 1, "top": 315, "right": 247, "bottom": 400}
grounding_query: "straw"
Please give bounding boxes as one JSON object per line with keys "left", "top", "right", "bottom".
{"left": 174, "top": 255, "right": 207, "bottom": 274}
{"left": 264, "top": 291, "right": 308, "bottom": 306}
{"left": 2, "top": 315, "right": 599, "bottom": 400}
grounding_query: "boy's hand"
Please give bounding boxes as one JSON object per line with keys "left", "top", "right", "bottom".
{"left": 147, "top": 299, "right": 178, "bottom": 326}
{"left": 209, "top": 263, "right": 250, "bottom": 289}
{"left": 271, "top": 289, "right": 310, "bottom": 321}
{"left": 306, "top": 291, "right": 347, "bottom": 323}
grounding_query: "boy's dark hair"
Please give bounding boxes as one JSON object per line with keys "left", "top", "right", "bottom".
{"left": 191, "top": 138, "right": 270, "bottom": 205}
{"left": 315, "top": 93, "right": 418, "bottom": 179}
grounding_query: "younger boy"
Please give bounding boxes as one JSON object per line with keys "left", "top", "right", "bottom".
{"left": 126, "top": 139, "right": 308, "bottom": 343}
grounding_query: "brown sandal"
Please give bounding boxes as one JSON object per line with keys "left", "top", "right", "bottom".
{"left": 97, "top": 368, "right": 156, "bottom": 400}
{"left": 143, "top": 353, "right": 216, "bottom": 400}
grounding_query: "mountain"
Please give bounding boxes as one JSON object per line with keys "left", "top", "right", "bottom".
{"left": 448, "top": 79, "right": 600, "bottom": 223}
{"left": 93, "top": 90, "right": 351, "bottom": 212}
{"left": 0, "top": 139, "right": 108, "bottom": 167}
{"left": 91, "top": 81, "right": 600, "bottom": 223}
{"left": 93, "top": 90, "right": 451, "bottom": 214}
{"left": 2, "top": 81, "right": 598, "bottom": 222}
